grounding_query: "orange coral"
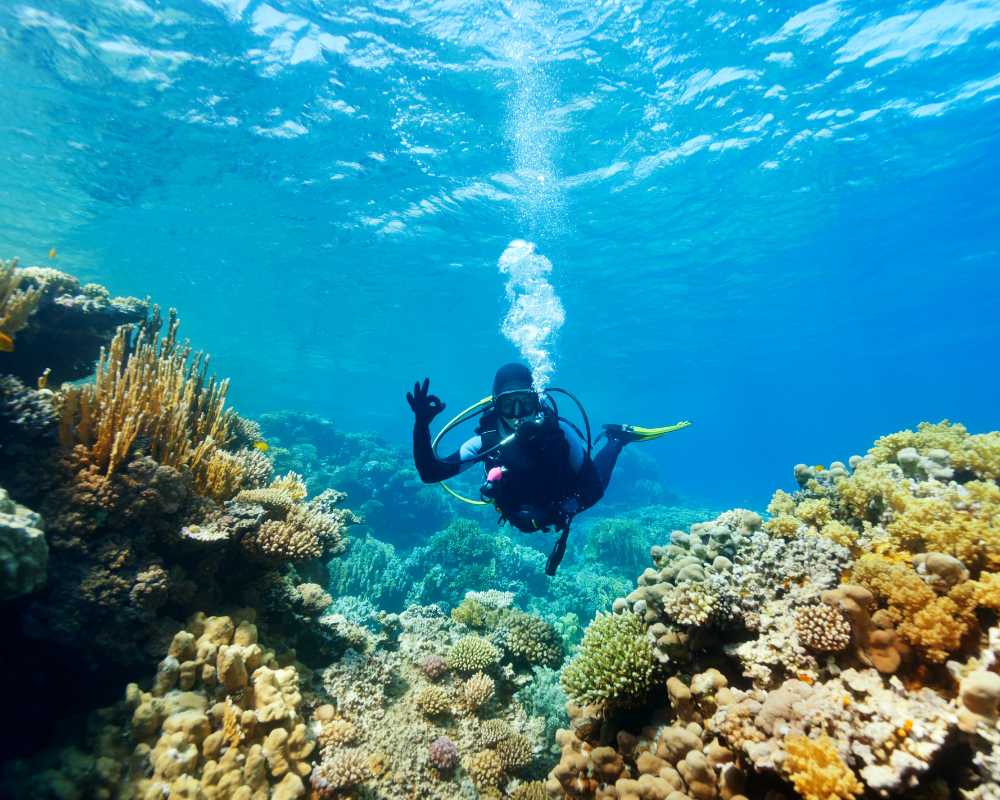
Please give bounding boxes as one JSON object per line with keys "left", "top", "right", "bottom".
{"left": 783, "top": 735, "right": 863, "bottom": 800}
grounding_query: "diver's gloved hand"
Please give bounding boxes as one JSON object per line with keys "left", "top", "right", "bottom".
{"left": 406, "top": 378, "right": 446, "bottom": 426}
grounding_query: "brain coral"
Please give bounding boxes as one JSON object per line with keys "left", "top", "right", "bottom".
{"left": 560, "top": 611, "right": 656, "bottom": 708}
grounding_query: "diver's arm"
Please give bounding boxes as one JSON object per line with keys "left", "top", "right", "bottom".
{"left": 412, "top": 421, "right": 462, "bottom": 483}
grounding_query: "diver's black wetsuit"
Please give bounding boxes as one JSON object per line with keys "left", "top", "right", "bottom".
{"left": 411, "top": 416, "right": 624, "bottom": 518}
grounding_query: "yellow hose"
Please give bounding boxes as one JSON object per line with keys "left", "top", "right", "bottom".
{"left": 431, "top": 396, "right": 494, "bottom": 506}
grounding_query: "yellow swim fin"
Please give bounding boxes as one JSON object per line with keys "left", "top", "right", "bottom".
{"left": 603, "top": 421, "right": 692, "bottom": 444}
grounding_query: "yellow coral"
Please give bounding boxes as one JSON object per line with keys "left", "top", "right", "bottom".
{"left": 59, "top": 308, "right": 234, "bottom": 480}
{"left": 834, "top": 461, "right": 906, "bottom": 523}
{"left": 270, "top": 471, "right": 307, "bottom": 501}
{"left": 963, "top": 431, "right": 1000, "bottom": 480}
{"left": 796, "top": 498, "right": 833, "bottom": 529}
{"left": 0, "top": 259, "right": 43, "bottom": 343}
{"left": 868, "top": 421, "right": 968, "bottom": 465}
{"left": 764, "top": 514, "right": 801, "bottom": 538}
{"left": 897, "top": 596, "right": 970, "bottom": 663}
{"left": 974, "top": 572, "right": 1000, "bottom": 611}
{"left": 851, "top": 555, "right": 934, "bottom": 622}
{"left": 819, "top": 520, "right": 858, "bottom": 549}
{"left": 197, "top": 449, "right": 246, "bottom": 502}
{"left": 767, "top": 490, "right": 797, "bottom": 517}
{"left": 887, "top": 484, "right": 999, "bottom": 571}
{"left": 868, "top": 421, "right": 1000, "bottom": 480}
{"left": 783, "top": 735, "right": 863, "bottom": 800}
{"left": 852, "top": 554, "right": 985, "bottom": 662}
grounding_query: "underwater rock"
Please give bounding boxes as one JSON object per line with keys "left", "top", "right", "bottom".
{"left": 0, "top": 486, "right": 46, "bottom": 601}
{"left": 0, "top": 262, "right": 146, "bottom": 384}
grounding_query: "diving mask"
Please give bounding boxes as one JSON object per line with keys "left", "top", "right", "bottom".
{"left": 495, "top": 391, "right": 540, "bottom": 419}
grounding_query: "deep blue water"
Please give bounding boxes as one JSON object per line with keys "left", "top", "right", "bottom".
{"left": 1, "top": 0, "right": 998, "bottom": 509}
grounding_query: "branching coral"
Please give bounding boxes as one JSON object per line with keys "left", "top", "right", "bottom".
{"left": 560, "top": 612, "right": 656, "bottom": 708}
{"left": 58, "top": 307, "right": 234, "bottom": 480}
{"left": 447, "top": 635, "right": 501, "bottom": 673}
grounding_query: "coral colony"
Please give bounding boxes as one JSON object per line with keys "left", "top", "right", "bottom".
{"left": 1, "top": 256, "right": 999, "bottom": 799}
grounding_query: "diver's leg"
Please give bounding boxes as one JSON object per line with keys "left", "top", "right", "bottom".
{"left": 576, "top": 438, "right": 624, "bottom": 510}
{"left": 591, "top": 438, "right": 624, "bottom": 489}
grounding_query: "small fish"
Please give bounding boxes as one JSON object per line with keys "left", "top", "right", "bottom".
{"left": 253, "top": 440, "right": 269, "bottom": 452}
{"left": 0, "top": 332, "right": 13, "bottom": 352}
{"left": 813, "top": 464, "right": 825, "bottom": 471}
{"left": 48, "top": 248, "right": 57, "bottom": 259}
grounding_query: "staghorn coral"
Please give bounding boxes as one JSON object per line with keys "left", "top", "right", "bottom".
{"left": 783, "top": 735, "right": 863, "bottom": 800}
{"left": 480, "top": 718, "right": 515, "bottom": 746}
{"left": 560, "top": 612, "right": 656, "bottom": 708}
{"left": 495, "top": 733, "right": 535, "bottom": 770}
{"left": 501, "top": 608, "right": 564, "bottom": 669}
{"left": 509, "top": 780, "right": 547, "bottom": 799}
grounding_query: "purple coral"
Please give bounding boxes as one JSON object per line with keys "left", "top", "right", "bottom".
{"left": 428, "top": 736, "right": 459, "bottom": 771}
{"left": 419, "top": 654, "right": 448, "bottom": 681}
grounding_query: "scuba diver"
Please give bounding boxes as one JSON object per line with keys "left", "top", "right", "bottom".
{"left": 407, "top": 362, "right": 690, "bottom": 576}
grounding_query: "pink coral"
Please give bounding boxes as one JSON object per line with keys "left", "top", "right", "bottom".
{"left": 429, "top": 736, "right": 459, "bottom": 771}
{"left": 419, "top": 654, "right": 448, "bottom": 681}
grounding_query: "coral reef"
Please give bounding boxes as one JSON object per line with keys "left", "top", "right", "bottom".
{"left": 542, "top": 423, "right": 1000, "bottom": 799}
{"left": 260, "top": 410, "right": 454, "bottom": 543}
{"left": 2, "top": 612, "right": 317, "bottom": 799}
{"left": 311, "top": 602, "right": 559, "bottom": 798}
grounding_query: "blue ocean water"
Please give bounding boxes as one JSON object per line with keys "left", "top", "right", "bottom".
{"left": 1, "top": 0, "right": 998, "bottom": 510}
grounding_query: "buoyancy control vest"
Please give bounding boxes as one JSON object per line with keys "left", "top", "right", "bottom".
{"left": 475, "top": 405, "right": 582, "bottom": 532}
